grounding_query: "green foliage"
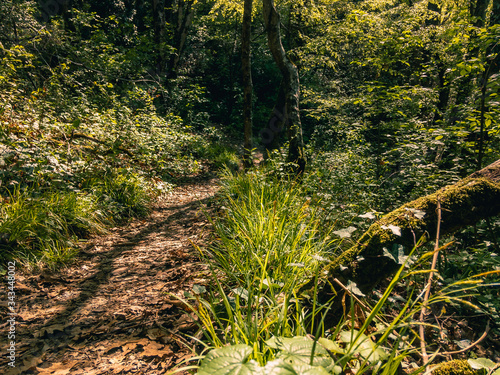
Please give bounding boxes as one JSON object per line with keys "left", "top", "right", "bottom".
{"left": 0, "top": 187, "right": 105, "bottom": 268}
{"left": 208, "top": 168, "right": 335, "bottom": 291}
{"left": 0, "top": 2, "right": 236, "bottom": 268}
{"left": 197, "top": 339, "right": 337, "bottom": 375}
{"left": 80, "top": 169, "right": 156, "bottom": 219}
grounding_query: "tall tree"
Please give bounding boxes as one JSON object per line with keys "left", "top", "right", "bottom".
{"left": 168, "top": 0, "right": 195, "bottom": 78}
{"left": 476, "top": 0, "right": 500, "bottom": 168}
{"left": 262, "top": 0, "right": 306, "bottom": 175}
{"left": 242, "top": 0, "right": 253, "bottom": 169}
{"left": 152, "top": 0, "right": 167, "bottom": 75}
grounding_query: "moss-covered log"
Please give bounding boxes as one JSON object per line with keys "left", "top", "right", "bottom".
{"left": 309, "top": 159, "right": 500, "bottom": 313}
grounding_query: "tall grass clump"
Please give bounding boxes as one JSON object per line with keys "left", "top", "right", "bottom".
{"left": 0, "top": 169, "right": 163, "bottom": 269}
{"left": 187, "top": 232, "right": 497, "bottom": 374}
{"left": 178, "top": 168, "right": 338, "bottom": 359}
{"left": 210, "top": 169, "right": 335, "bottom": 288}
{"left": 80, "top": 168, "right": 159, "bottom": 220}
{"left": 0, "top": 187, "right": 106, "bottom": 268}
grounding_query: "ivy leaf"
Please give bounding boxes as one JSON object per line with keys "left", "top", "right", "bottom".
{"left": 405, "top": 207, "right": 426, "bottom": 219}
{"left": 317, "top": 338, "right": 345, "bottom": 355}
{"left": 192, "top": 284, "right": 206, "bottom": 295}
{"left": 197, "top": 344, "right": 261, "bottom": 375}
{"left": 383, "top": 245, "right": 406, "bottom": 264}
{"left": 359, "top": 212, "right": 375, "bottom": 219}
{"left": 380, "top": 224, "right": 401, "bottom": 236}
{"left": 382, "top": 247, "right": 396, "bottom": 263}
{"left": 333, "top": 226, "right": 357, "bottom": 238}
{"left": 346, "top": 280, "right": 365, "bottom": 297}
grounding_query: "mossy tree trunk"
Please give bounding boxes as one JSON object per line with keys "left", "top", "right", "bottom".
{"left": 308, "top": 159, "right": 500, "bottom": 317}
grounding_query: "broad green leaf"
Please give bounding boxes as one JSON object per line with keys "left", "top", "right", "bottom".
{"left": 264, "top": 359, "right": 331, "bottom": 375}
{"left": 265, "top": 337, "right": 335, "bottom": 371}
{"left": 405, "top": 207, "right": 426, "bottom": 219}
{"left": 384, "top": 244, "right": 407, "bottom": 265}
{"left": 198, "top": 344, "right": 261, "bottom": 375}
{"left": 339, "top": 330, "right": 388, "bottom": 363}
{"left": 317, "top": 338, "right": 345, "bottom": 354}
{"left": 468, "top": 358, "right": 497, "bottom": 370}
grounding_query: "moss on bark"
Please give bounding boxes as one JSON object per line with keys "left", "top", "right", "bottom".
{"left": 304, "top": 159, "right": 500, "bottom": 316}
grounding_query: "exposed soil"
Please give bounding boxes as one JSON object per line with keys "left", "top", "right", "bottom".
{"left": 0, "top": 178, "right": 219, "bottom": 375}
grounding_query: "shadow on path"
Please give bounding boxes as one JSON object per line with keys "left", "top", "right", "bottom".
{"left": 0, "top": 179, "right": 219, "bottom": 375}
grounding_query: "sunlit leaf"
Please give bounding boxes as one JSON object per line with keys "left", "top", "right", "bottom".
{"left": 198, "top": 344, "right": 261, "bottom": 375}
{"left": 359, "top": 212, "right": 375, "bottom": 219}
{"left": 346, "top": 280, "right": 365, "bottom": 297}
{"left": 380, "top": 224, "right": 401, "bottom": 236}
{"left": 333, "top": 226, "right": 357, "bottom": 238}
{"left": 193, "top": 284, "right": 206, "bottom": 295}
{"left": 265, "top": 337, "right": 335, "bottom": 371}
{"left": 468, "top": 358, "right": 497, "bottom": 370}
{"left": 405, "top": 207, "right": 426, "bottom": 219}
{"left": 264, "top": 359, "right": 331, "bottom": 375}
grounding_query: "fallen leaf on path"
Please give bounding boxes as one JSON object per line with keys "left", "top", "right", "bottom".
{"left": 36, "top": 360, "right": 78, "bottom": 374}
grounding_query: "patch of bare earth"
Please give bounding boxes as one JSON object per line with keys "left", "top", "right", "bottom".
{"left": 0, "top": 178, "right": 219, "bottom": 375}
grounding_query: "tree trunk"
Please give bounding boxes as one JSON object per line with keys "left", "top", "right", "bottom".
{"left": 261, "top": 79, "right": 286, "bottom": 158}
{"left": 242, "top": 0, "right": 253, "bottom": 169}
{"left": 262, "top": 0, "right": 306, "bottom": 175}
{"left": 305, "top": 159, "right": 500, "bottom": 319}
{"left": 476, "top": 0, "right": 500, "bottom": 168}
{"left": 152, "top": 0, "right": 166, "bottom": 75}
{"left": 168, "top": 0, "right": 194, "bottom": 78}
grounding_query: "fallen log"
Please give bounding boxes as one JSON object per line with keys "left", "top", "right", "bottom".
{"left": 305, "top": 159, "right": 500, "bottom": 316}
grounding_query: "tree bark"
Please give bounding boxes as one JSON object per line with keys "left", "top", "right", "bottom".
{"left": 242, "top": 0, "right": 253, "bottom": 169}
{"left": 262, "top": 0, "right": 306, "bottom": 175}
{"left": 152, "top": 0, "right": 166, "bottom": 75}
{"left": 262, "top": 79, "right": 286, "bottom": 158}
{"left": 305, "top": 159, "right": 500, "bottom": 319}
{"left": 476, "top": 0, "right": 500, "bottom": 168}
{"left": 168, "top": 0, "right": 194, "bottom": 78}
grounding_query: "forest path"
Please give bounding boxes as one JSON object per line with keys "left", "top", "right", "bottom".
{"left": 1, "top": 178, "right": 219, "bottom": 375}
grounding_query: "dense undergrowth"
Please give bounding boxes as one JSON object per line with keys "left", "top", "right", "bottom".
{"left": 180, "top": 165, "right": 500, "bottom": 374}
{"left": 0, "top": 90, "right": 239, "bottom": 269}
{"left": 0, "top": 38, "right": 239, "bottom": 269}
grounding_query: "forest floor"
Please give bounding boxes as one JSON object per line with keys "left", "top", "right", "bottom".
{"left": 0, "top": 176, "right": 220, "bottom": 375}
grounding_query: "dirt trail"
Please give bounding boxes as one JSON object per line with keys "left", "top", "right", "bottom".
{"left": 1, "top": 178, "right": 219, "bottom": 375}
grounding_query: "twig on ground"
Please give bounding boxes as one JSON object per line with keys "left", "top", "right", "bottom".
{"left": 436, "top": 321, "right": 490, "bottom": 356}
